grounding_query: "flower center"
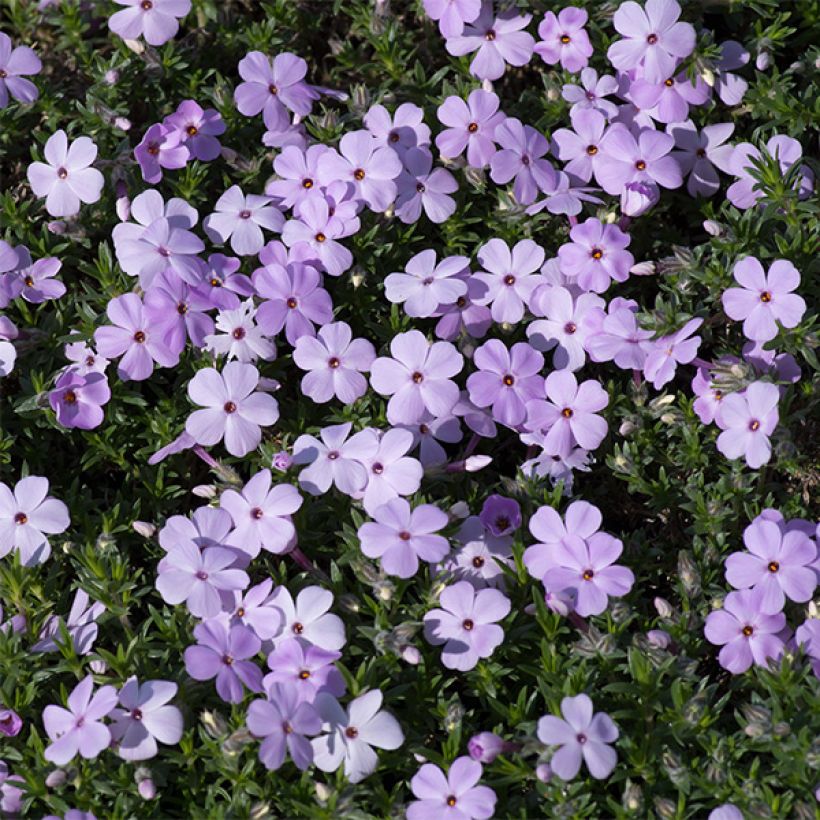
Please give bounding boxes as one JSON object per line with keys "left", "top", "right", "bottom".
{"left": 576, "top": 732, "right": 587, "bottom": 744}
{"left": 760, "top": 291, "right": 772, "bottom": 303}
{"left": 315, "top": 232, "right": 326, "bottom": 243}
{"left": 586, "top": 144, "right": 598, "bottom": 156}
{"left": 224, "top": 401, "right": 237, "bottom": 413}
{"left": 696, "top": 148, "right": 706, "bottom": 157}
{"left": 85, "top": 356, "right": 95, "bottom": 366}
{"left": 292, "top": 622, "right": 304, "bottom": 634}
{"left": 496, "top": 516, "right": 510, "bottom": 531}
{"left": 0, "top": 70, "right": 6, "bottom": 79}
{"left": 419, "top": 423, "right": 429, "bottom": 435}
{"left": 742, "top": 625, "right": 754, "bottom": 637}
{"left": 283, "top": 721, "right": 293, "bottom": 734}
{"left": 462, "top": 618, "right": 474, "bottom": 631}
{"left": 521, "top": 154, "right": 530, "bottom": 166}
{"left": 327, "top": 450, "right": 340, "bottom": 460}
{"left": 564, "top": 322, "right": 577, "bottom": 334}
{"left": 456, "top": 296, "right": 467, "bottom": 307}
{"left": 446, "top": 795, "right": 458, "bottom": 807}
{"left": 398, "top": 531, "right": 411, "bottom": 541}
{"left": 345, "top": 726, "right": 359, "bottom": 739}
{"left": 14, "top": 513, "right": 28, "bottom": 525}
{"left": 467, "top": 122, "right": 479, "bottom": 133}
{"left": 714, "top": 390, "right": 723, "bottom": 400}
{"left": 158, "top": 246, "right": 171, "bottom": 257}
{"left": 371, "top": 462, "right": 384, "bottom": 475}
{"left": 585, "top": 91, "right": 595, "bottom": 100}
{"left": 389, "top": 131, "right": 400, "bottom": 143}
{"left": 76, "top": 717, "right": 85, "bottom": 728}
{"left": 236, "top": 607, "right": 245, "bottom": 618}
{"left": 63, "top": 390, "right": 78, "bottom": 404}
{"left": 131, "top": 708, "right": 143, "bottom": 721}
{"left": 502, "top": 374, "right": 515, "bottom": 386}
{"left": 302, "top": 178, "right": 314, "bottom": 189}
{"left": 232, "top": 327, "right": 246, "bottom": 340}
{"left": 582, "top": 569, "right": 594, "bottom": 580}
{"left": 748, "top": 419, "right": 760, "bottom": 431}
{"left": 195, "top": 570, "right": 208, "bottom": 581}
{"left": 768, "top": 561, "right": 779, "bottom": 573}
{"left": 251, "top": 507, "right": 264, "bottom": 519}
{"left": 561, "top": 407, "right": 573, "bottom": 418}
{"left": 412, "top": 371, "right": 424, "bottom": 384}
{"left": 328, "top": 357, "right": 341, "bottom": 369}
{"left": 664, "top": 78, "right": 674, "bottom": 87}
{"left": 503, "top": 274, "right": 516, "bottom": 286}
{"left": 560, "top": 34, "right": 571, "bottom": 44}
{"left": 635, "top": 160, "right": 647, "bottom": 171}
{"left": 485, "top": 29, "right": 496, "bottom": 41}
{"left": 647, "top": 33, "right": 658, "bottom": 44}
{"left": 222, "top": 654, "right": 234, "bottom": 665}
{"left": 269, "top": 84, "right": 278, "bottom": 95}
{"left": 177, "top": 302, "right": 188, "bottom": 314}
{"left": 298, "top": 669, "right": 311, "bottom": 680}
{"left": 239, "top": 210, "right": 252, "bottom": 219}
{"left": 472, "top": 556, "right": 485, "bottom": 568}
{"left": 133, "top": 331, "right": 146, "bottom": 343}
{"left": 147, "top": 143, "right": 160, "bottom": 156}
{"left": 57, "top": 167, "right": 69, "bottom": 179}
{"left": 186, "top": 125, "right": 198, "bottom": 136}
{"left": 210, "top": 278, "right": 221, "bottom": 287}
{"left": 416, "top": 182, "right": 426, "bottom": 193}
{"left": 24, "top": 276, "right": 34, "bottom": 287}
{"left": 591, "top": 248, "right": 603, "bottom": 260}
{"left": 353, "top": 168, "right": 366, "bottom": 181}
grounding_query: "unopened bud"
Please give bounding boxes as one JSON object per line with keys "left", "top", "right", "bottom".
{"left": 535, "top": 763, "right": 553, "bottom": 782}
{"left": 271, "top": 451, "right": 292, "bottom": 472}
{"left": 200, "top": 710, "right": 228, "bottom": 738}
{"left": 445, "top": 701, "right": 464, "bottom": 732}
{"left": 114, "top": 117, "right": 132, "bottom": 131}
{"left": 654, "top": 597, "right": 674, "bottom": 618}
{"left": 132, "top": 520, "right": 156, "bottom": 538}
{"left": 654, "top": 796, "right": 677, "bottom": 819}
{"left": 629, "top": 261, "right": 656, "bottom": 276}
{"left": 400, "top": 645, "right": 421, "bottom": 664}
{"left": 337, "top": 593, "right": 360, "bottom": 613}
{"left": 47, "top": 220, "right": 67, "bottom": 235}
{"left": 646, "top": 629, "right": 671, "bottom": 649}
{"left": 45, "top": 769, "right": 67, "bottom": 789}
{"left": 465, "top": 455, "right": 492, "bottom": 472}
{"left": 449, "top": 501, "right": 470, "bottom": 519}
{"left": 314, "top": 782, "right": 332, "bottom": 803}
{"left": 622, "top": 781, "right": 643, "bottom": 812}
{"left": 104, "top": 69, "right": 120, "bottom": 85}
{"left": 703, "top": 219, "right": 724, "bottom": 237}
{"left": 138, "top": 779, "right": 156, "bottom": 800}
{"left": 192, "top": 484, "right": 218, "bottom": 499}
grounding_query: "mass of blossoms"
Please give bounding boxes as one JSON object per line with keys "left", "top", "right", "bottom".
{"left": 0, "top": 0, "right": 816, "bottom": 816}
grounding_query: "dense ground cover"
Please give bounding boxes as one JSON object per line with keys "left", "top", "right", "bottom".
{"left": 0, "top": 0, "right": 818, "bottom": 817}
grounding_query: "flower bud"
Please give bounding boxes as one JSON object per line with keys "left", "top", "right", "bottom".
{"left": 114, "top": 117, "right": 132, "bottom": 131}
{"left": 222, "top": 728, "right": 253, "bottom": 755}
{"left": 271, "top": 451, "right": 292, "bottom": 472}
{"left": 0, "top": 708, "right": 22, "bottom": 737}
{"left": 654, "top": 597, "right": 673, "bottom": 618}
{"left": 375, "top": 580, "right": 394, "bottom": 601}
{"left": 620, "top": 181, "right": 659, "bottom": 217}
{"left": 192, "top": 484, "right": 218, "bottom": 499}
{"left": 337, "top": 593, "right": 360, "bottom": 613}
{"left": 755, "top": 50, "right": 771, "bottom": 70}
{"left": 132, "top": 520, "right": 156, "bottom": 538}
{"left": 622, "top": 781, "right": 643, "bottom": 812}
{"left": 104, "top": 69, "right": 120, "bottom": 85}
{"left": 535, "top": 763, "right": 553, "bottom": 783}
{"left": 646, "top": 629, "right": 671, "bottom": 649}
{"left": 400, "top": 645, "right": 421, "bottom": 665}
{"left": 449, "top": 501, "right": 470, "bottom": 519}
{"left": 445, "top": 701, "right": 464, "bottom": 732}
{"left": 468, "top": 732, "right": 508, "bottom": 763}
{"left": 89, "top": 659, "right": 108, "bottom": 674}
{"left": 45, "top": 769, "right": 67, "bottom": 789}
{"left": 314, "top": 782, "right": 332, "bottom": 803}
{"left": 250, "top": 802, "right": 272, "bottom": 820}
{"left": 654, "top": 797, "right": 677, "bottom": 819}
{"left": 200, "top": 710, "right": 228, "bottom": 738}
{"left": 703, "top": 219, "right": 724, "bottom": 236}
{"left": 677, "top": 551, "right": 700, "bottom": 597}
{"left": 629, "top": 260, "right": 656, "bottom": 276}
{"left": 138, "top": 779, "right": 156, "bottom": 800}
{"left": 47, "top": 220, "right": 67, "bottom": 235}
{"left": 465, "top": 455, "right": 492, "bottom": 472}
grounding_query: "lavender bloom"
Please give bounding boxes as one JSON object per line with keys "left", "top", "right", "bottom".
{"left": 0, "top": 764, "right": 23, "bottom": 816}
{"left": 537, "top": 694, "right": 619, "bottom": 780}
{"left": 247, "top": 683, "right": 321, "bottom": 770}
{"left": 27, "top": 130, "right": 104, "bottom": 218}
{"left": 551, "top": 108, "right": 610, "bottom": 185}
{"left": 715, "top": 381, "right": 779, "bottom": 469}
{"left": 311, "top": 694, "right": 405, "bottom": 786}
{"left": 724, "top": 517, "right": 817, "bottom": 613}
{"left": 204, "top": 301, "right": 276, "bottom": 363}
{"left": 203, "top": 186, "right": 284, "bottom": 256}
{"left": 619, "top": 179, "right": 660, "bottom": 216}
{"left": 466, "top": 339, "right": 544, "bottom": 428}
{"left": 110, "top": 677, "right": 183, "bottom": 761}
{"left": 714, "top": 40, "right": 750, "bottom": 106}
{"left": 185, "top": 362, "right": 279, "bottom": 458}
{"left": 385, "top": 249, "right": 468, "bottom": 319}
{"left": 607, "top": 0, "right": 695, "bottom": 83}
{"left": 227, "top": 579, "right": 283, "bottom": 640}
{"left": 795, "top": 620, "right": 820, "bottom": 679}
{"left": 423, "top": 0, "right": 481, "bottom": 38}
{"left": 43, "top": 676, "right": 118, "bottom": 765}
{"left": 442, "top": 515, "right": 513, "bottom": 589}
{"left": 370, "top": 330, "right": 463, "bottom": 425}
{"left": 704, "top": 587, "right": 788, "bottom": 674}
{"left": 268, "top": 585, "right": 346, "bottom": 651}
{"left": 220, "top": 470, "right": 301, "bottom": 557}
{"left": 365, "top": 102, "right": 431, "bottom": 152}
{"left": 436, "top": 90, "right": 505, "bottom": 169}
{"left": 562, "top": 68, "right": 620, "bottom": 120}
{"left": 358, "top": 498, "right": 449, "bottom": 578}
{"left": 134, "top": 124, "right": 189, "bottom": 185}
{"left": 668, "top": 120, "right": 735, "bottom": 197}
{"left": 424, "top": 581, "right": 510, "bottom": 670}
{"left": 629, "top": 71, "right": 710, "bottom": 125}
{"left": 395, "top": 147, "right": 459, "bottom": 224}
{"left": 185, "top": 619, "right": 263, "bottom": 703}
{"left": 264, "top": 639, "right": 344, "bottom": 703}
{"left": 585, "top": 299, "right": 654, "bottom": 370}
{"left": 479, "top": 495, "right": 520, "bottom": 537}
{"left": 164, "top": 99, "right": 225, "bottom": 161}
{"left": 558, "top": 218, "right": 634, "bottom": 293}
{"left": 280, "top": 196, "right": 355, "bottom": 277}
{"left": 534, "top": 7, "right": 593, "bottom": 73}
{"left": 643, "top": 317, "right": 702, "bottom": 388}
{"left": 397, "top": 412, "right": 462, "bottom": 467}
{"left": 709, "top": 806, "right": 744, "bottom": 820}
{"left": 0, "top": 709, "right": 22, "bottom": 738}
{"left": 445, "top": 3, "right": 535, "bottom": 81}
{"left": 49, "top": 370, "right": 111, "bottom": 430}
{"left": 468, "top": 732, "right": 515, "bottom": 763}
{"left": 144, "top": 270, "right": 214, "bottom": 352}
{"left": 108, "top": 0, "right": 191, "bottom": 46}
{"left": 722, "top": 257, "right": 805, "bottom": 343}
{"left": 159, "top": 506, "right": 234, "bottom": 553}
{"left": 435, "top": 276, "right": 493, "bottom": 341}
{"left": 489, "top": 118, "right": 555, "bottom": 205}
{"left": 691, "top": 366, "right": 726, "bottom": 425}
{"left": 407, "top": 757, "right": 496, "bottom": 819}
{"left": 267, "top": 145, "right": 329, "bottom": 209}
{"left": 14, "top": 255, "right": 64, "bottom": 303}
{"left": 33, "top": 589, "right": 104, "bottom": 655}
{"left": 359, "top": 429, "right": 424, "bottom": 514}
{"left": 0, "top": 33, "right": 41, "bottom": 108}
{"left": 597, "top": 125, "right": 682, "bottom": 195}
{"left": 0, "top": 475, "right": 69, "bottom": 565}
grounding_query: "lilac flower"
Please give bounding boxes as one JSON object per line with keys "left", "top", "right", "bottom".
{"left": 0, "top": 709, "right": 22, "bottom": 738}
{"left": 220, "top": 470, "right": 301, "bottom": 557}
{"left": 365, "top": 102, "right": 431, "bottom": 152}
{"left": 311, "top": 690, "right": 404, "bottom": 783}
{"left": 643, "top": 317, "right": 702, "bottom": 388}
{"left": 629, "top": 71, "right": 710, "bottom": 125}
{"left": 163, "top": 99, "right": 225, "bottom": 161}
{"left": 27, "top": 130, "right": 104, "bottom": 218}
{"left": 551, "top": 109, "right": 609, "bottom": 185}
{"left": 585, "top": 299, "right": 654, "bottom": 370}
{"left": 203, "top": 186, "right": 284, "bottom": 256}
{"left": 49, "top": 370, "right": 111, "bottom": 430}
{"left": 293, "top": 322, "right": 375, "bottom": 405}
{"left": 234, "top": 52, "right": 318, "bottom": 132}
{"left": 722, "top": 257, "right": 805, "bottom": 343}
{"left": 668, "top": 120, "right": 735, "bottom": 197}
{"left": 423, "top": 0, "right": 481, "bottom": 38}
{"left": 479, "top": 495, "right": 520, "bottom": 537}
{"left": 144, "top": 270, "right": 214, "bottom": 352}
{"left": 112, "top": 188, "right": 197, "bottom": 260}
{"left": 280, "top": 196, "right": 354, "bottom": 277}
{"left": 424, "top": 581, "right": 510, "bottom": 670}
{"left": 110, "top": 677, "right": 183, "bottom": 761}
{"left": 607, "top": 0, "right": 695, "bottom": 83}
{"left": 724, "top": 517, "right": 817, "bottom": 613}
{"left": 264, "top": 639, "right": 344, "bottom": 702}
{"left": 397, "top": 412, "right": 462, "bottom": 467}
{"left": 704, "top": 587, "right": 787, "bottom": 673}
{"left": 43, "top": 676, "right": 118, "bottom": 765}
{"left": 715, "top": 381, "right": 779, "bottom": 469}
{"left": 0, "top": 341, "right": 14, "bottom": 378}
{"left": 385, "top": 250, "right": 468, "bottom": 319}
{"left": 445, "top": 3, "right": 535, "bottom": 82}
{"left": 562, "top": 68, "right": 620, "bottom": 120}
{"left": 156, "top": 539, "right": 249, "bottom": 618}
{"left": 33, "top": 589, "right": 104, "bottom": 655}
{"left": 597, "top": 125, "right": 682, "bottom": 195}
{"left": 795, "top": 620, "right": 820, "bottom": 679}
{"left": 709, "top": 806, "right": 744, "bottom": 820}
{"left": 619, "top": 179, "right": 660, "bottom": 216}
{"left": 534, "top": 7, "right": 593, "bottom": 74}
{"left": 0, "top": 33, "right": 41, "bottom": 108}
{"left": 435, "top": 276, "right": 493, "bottom": 341}
{"left": 204, "top": 301, "right": 276, "bottom": 363}
{"left": 715, "top": 40, "right": 750, "bottom": 106}
{"left": 537, "top": 694, "right": 619, "bottom": 780}
{"left": 407, "top": 757, "right": 497, "bottom": 819}
{"left": 134, "top": 123, "right": 189, "bottom": 185}
{"left": 489, "top": 118, "right": 555, "bottom": 205}
{"left": 359, "top": 428, "right": 424, "bottom": 515}
{"left": 267, "top": 145, "right": 329, "bottom": 209}
{"left": 108, "top": 0, "right": 191, "bottom": 46}
{"left": 184, "top": 619, "right": 263, "bottom": 702}
{"left": 0, "top": 475, "right": 69, "bottom": 565}
{"left": 468, "top": 732, "right": 515, "bottom": 764}
{"left": 370, "top": 330, "right": 463, "bottom": 425}
{"left": 358, "top": 498, "right": 449, "bottom": 578}
{"left": 317, "top": 131, "right": 402, "bottom": 212}
{"left": 435, "top": 90, "right": 505, "bottom": 169}
{"left": 558, "top": 218, "right": 634, "bottom": 293}
{"left": 466, "top": 339, "right": 544, "bottom": 428}
{"left": 395, "top": 147, "right": 459, "bottom": 225}
{"left": 442, "top": 515, "right": 513, "bottom": 589}
{"left": 247, "top": 683, "right": 321, "bottom": 770}
{"left": 159, "top": 506, "right": 234, "bottom": 554}
{"left": 0, "top": 764, "right": 23, "bottom": 816}
{"left": 293, "top": 423, "right": 377, "bottom": 496}
{"left": 268, "top": 585, "right": 346, "bottom": 651}
{"left": 226, "top": 579, "right": 282, "bottom": 640}
{"left": 691, "top": 366, "right": 726, "bottom": 424}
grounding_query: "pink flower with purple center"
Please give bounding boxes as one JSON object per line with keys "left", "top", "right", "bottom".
{"left": 435, "top": 89, "right": 505, "bottom": 169}
{"left": 715, "top": 381, "right": 779, "bottom": 469}
{"left": 407, "top": 756, "right": 497, "bottom": 819}
{"left": 489, "top": 118, "right": 556, "bottom": 205}
{"left": 534, "top": 7, "right": 593, "bottom": 74}
{"left": 49, "top": 369, "right": 111, "bottom": 431}
{"left": 134, "top": 123, "right": 189, "bottom": 185}
{"left": 643, "top": 317, "right": 703, "bottom": 389}
{"left": 164, "top": 99, "right": 225, "bottom": 161}
{"left": 597, "top": 124, "right": 682, "bottom": 195}
{"left": 108, "top": 0, "right": 191, "bottom": 47}
{"left": 557, "top": 217, "right": 635, "bottom": 293}
{"left": 551, "top": 108, "right": 610, "bottom": 185}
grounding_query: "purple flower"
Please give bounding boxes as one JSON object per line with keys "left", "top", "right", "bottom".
{"left": 534, "top": 7, "right": 593, "bottom": 74}
{"left": 234, "top": 51, "right": 318, "bottom": 132}
{"left": 358, "top": 429, "right": 424, "bottom": 514}
{"left": 562, "top": 67, "right": 620, "bottom": 120}
{"left": 280, "top": 196, "right": 354, "bottom": 277}
{"left": 185, "top": 619, "right": 263, "bottom": 702}
{"left": 620, "top": 179, "right": 660, "bottom": 216}
{"left": 185, "top": 362, "right": 279, "bottom": 458}
{"left": 268, "top": 585, "right": 346, "bottom": 651}
{"left": 203, "top": 186, "right": 284, "bottom": 257}
{"left": 27, "top": 130, "right": 104, "bottom": 218}
{"left": 607, "top": 0, "right": 695, "bottom": 83}
{"left": 479, "top": 495, "right": 520, "bottom": 537}
{"left": 691, "top": 365, "right": 727, "bottom": 425}
{"left": 227, "top": 579, "right": 283, "bottom": 640}
{"left": 163, "top": 99, "right": 225, "bottom": 161}
{"left": 267, "top": 145, "right": 329, "bottom": 209}
{"left": 715, "top": 40, "right": 750, "bottom": 106}
{"left": 551, "top": 108, "right": 610, "bottom": 185}
{"left": 467, "top": 339, "right": 544, "bottom": 428}
{"left": 489, "top": 118, "right": 555, "bottom": 205}
{"left": 43, "top": 675, "right": 118, "bottom": 765}
{"left": 423, "top": 0, "right": 481, "bottom": 38}
{"left": 159, "top": 506, "right": 234, "bottom": 553}
{"left": 704, "top": 587, "right": 788, "bottom": 674}
{"left": 443, "top": 515, "right": 513, "bottom": 588}
{"left": 364, "top": 102, "right": 431, "bottom": 152}
{"left": 0, "top": 475, "right": 69, "bottom": 565}
{"left": 468, "top": 732, "right": 515, "bottom": 763}
{"left": 715, "top": 381, "right": 779, "bottom": 469}
{"left": 558, "top": 218, "right": 634, "bottom": 293}
{"left": 293, "top": 424, "right": 378, "bottom": 496}
{"left": 795, "top": 620, "right": 820, "bottom": 679}
{"left": 585, "top": 299, "right": 654, "bottom": 370}
{"left": 358, "top": 497, "right": 449, "bottom": 578}
{"left": 204, "top": 301, "right": 275, "bottom": 363}
{"left": 247, "top": 683, "right": 321, "bottom": 770}
{"left": 396, "top": 411, "right": 462, "bottom": 467}
{"left": 597, "top": 125, "right": 682, "bottom": 195}
{"left": 724, "top": 517, "right": 817, "bottom": 614}
{"left": 643, "top": 317, "right": 702, "bottom": 388}
{"left": 0, "top": 763, "right": 23, "bottom": 816}
{"left": 0, "top": 709, "right": 22, "bottom": 738}
{"left": 144, "top": 270, "right": 214, "bottom": 353}
{"left": 395, "top": 147, "right": 459, "bottom": 225}
{"left": 435, "top": 90, "right": 505, "bottom": 169}
{"left": 629, "top": 71, "right": 710, "bottom": 125}
{"left": 264, "top": 639, "right": 344, "bottom": 702}
{"left": 668, "top": 120, "right": 735, "bottom": 197}
{"left": 525, "top": 370, "right": 608, "bottom": 457}
{"left": 108, "top": 0, "right": 191, "bottom": 46}
{"left": 385, "top": 249, "right": 468, "bottom": 319}
{"left": 370, "top": 330, "right": 463, "bottom": 425}
{"left": 445, "top": 3, "right": 535, "bottom": 82}
{"left": 49, "top": 369, "right": 111, "bottom": 430}
{"left": 110, "top": 677, "right": 183, "bottom": 761}
{"left": 435, "top": 276, "right": 493, "bottom": 341}
{"left": 537, "top": 694, "right": 619, "bottom": 780}
{"left": 407, "top": 756, "right": 497, "bottom": 819}
{"left": 311, "top": 690, "right": 404, "bottom": 783}
{"left": 423, "top": 580, "right": 510, "bottom": 670}
{"left": 317, "top": 131, "right": 402, "bottom": 212}
{"left": 32, "top": 589, "right": 104, "bottom": 655}
{"left": 0, "top": 33, "right": 41, "bottom": 108}
{"left": 134, "top": 123, "right": 189, "bottom": 185}
{"left": 722, "top": 257, "right": 805, "bottom": 343}
{"left": 14, "top": 255, "right": 64, "bottom": 304}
